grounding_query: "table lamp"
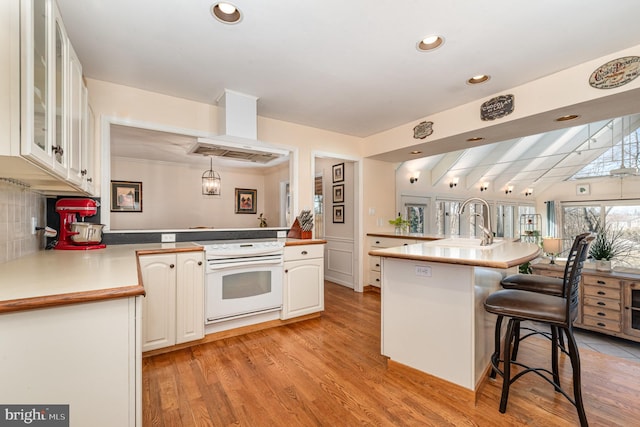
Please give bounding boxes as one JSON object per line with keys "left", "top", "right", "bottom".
{"left": 543, "top": 237, "right": 562, "bottom": 264}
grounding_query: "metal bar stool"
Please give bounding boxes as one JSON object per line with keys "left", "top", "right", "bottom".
{"left": 500, "top": 232, "right": 591, "bottom": 359}
{"left": 484, "top": 237, "right": 593, "bottom": 427}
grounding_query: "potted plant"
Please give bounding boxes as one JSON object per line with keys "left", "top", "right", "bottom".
{"left": 589, "top": 224, "right": 630, "bottom": 271}
{"left": 389, "top": 213, "right": 410, "bottom": 235}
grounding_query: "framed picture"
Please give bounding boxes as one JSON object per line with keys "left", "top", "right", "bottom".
{"left": 332, "top": 184, "right": 344, "bottom": 203}
{"left": 110, "top": 181, "right": 142, "bottom": 212}
{"left": 333, "top": 205, "right": 345, "bottom": 223}
{"left": 235, "top": 188, "right": 257, "bottom": 214}
{"left": 332, "top": 163, "right": 344, "bottom": 183}
{"left": 576, "top": 184, "right": 590, "bottom": 196}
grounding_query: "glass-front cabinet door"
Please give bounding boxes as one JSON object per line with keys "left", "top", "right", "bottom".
{"left": 623, "top": 281, "right": 640, "bottom": 339}
{"left": 20, "top": 0, "right": 68, "bottom": 178}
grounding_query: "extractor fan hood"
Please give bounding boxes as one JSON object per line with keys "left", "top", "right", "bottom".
{"left": 188, "top": 89, "right": 288, "bottom": 165}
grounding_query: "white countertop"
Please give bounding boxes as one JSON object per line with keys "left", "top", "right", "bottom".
{"left": 369, "top": 238, "right": 541, "bottom": 269}
{"left": 0, "top": 243, "right": 201, "bottom": 312}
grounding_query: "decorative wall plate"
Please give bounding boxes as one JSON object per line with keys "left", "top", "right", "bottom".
{"left": 589, "top": 56, "right": 640, "bottom": 89}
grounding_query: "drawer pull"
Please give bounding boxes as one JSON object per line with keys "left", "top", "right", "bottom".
{"left": 376, "top": 278, "right": 380, "bottom": 282}
{"left": 597, "top": 312, "right": 606, "bottom": 317}
{"left": 301, "top": 250, "right": 308, "bottom": 255}
{"left": 597, "top": 301, "right": 606, "bottom": 306}
{"left": 170, "top": 264, "right": 175, "bottom": 269}
{"left": 403, "top": 243, "right": 408, "bottom": 246}
{"left": 375, "top": 241, "right": 381, "bottom": 244}
{"left": 597, "top": 291, "right": 606, "bottom": 295}
{"left": 597, "top": 322, "right": 606, "bottom": 327}
{"left": 376, "top": 263, "right": 380, "bottom": 267}
{"left": 597, "top": 280, "right": 606, "bottom": 285}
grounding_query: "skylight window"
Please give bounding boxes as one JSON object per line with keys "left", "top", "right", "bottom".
{"left": 571, "top": 121, "right": 640, "bottom": 179}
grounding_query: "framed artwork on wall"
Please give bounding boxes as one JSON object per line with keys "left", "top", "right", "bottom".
{"left": 110, "top": 181, "right": 142, "bottom": 212}
{"left": 332, "top": 163, "right": 344, "bottom": 183}
{"left": 332, "top": 184, "right": 344, "bottom": 203}
{"left": 333, "top": 205, "right": 344, "bottom": 223}
{"left": 235, "top": 188, "right": 257, "bottom": 214}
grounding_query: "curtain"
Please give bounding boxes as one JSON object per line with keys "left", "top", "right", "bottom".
{"left": 546, "top": 200, "right": 556, "bottom": 237}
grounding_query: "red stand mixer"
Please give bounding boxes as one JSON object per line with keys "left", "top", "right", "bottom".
{"left": 54, "top": 198, "right": 106, "bottom": 250}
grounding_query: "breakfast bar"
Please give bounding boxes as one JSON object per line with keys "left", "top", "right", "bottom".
{"left": 369, "top": 238, "right": 540, "bottom": 396}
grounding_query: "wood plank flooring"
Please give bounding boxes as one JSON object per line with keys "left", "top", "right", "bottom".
{"left": 142, "top": 282, "right": 640, "bottom": 426}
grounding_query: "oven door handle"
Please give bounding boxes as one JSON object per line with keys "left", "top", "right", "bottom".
{"left": 207, "top": 258, "right": 283, "bottom": 271}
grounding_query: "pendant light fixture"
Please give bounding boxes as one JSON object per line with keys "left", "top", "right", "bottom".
{"left": 202, "top": 157, "right": 221, "bottom": 195}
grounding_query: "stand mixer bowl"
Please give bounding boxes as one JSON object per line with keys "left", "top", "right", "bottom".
{"left": 69, "top": 222, "right": 104, "bottom": 244}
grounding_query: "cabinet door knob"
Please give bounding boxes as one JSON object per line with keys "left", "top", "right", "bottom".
{"left": 285, "top": 269, "right": 288, "bottom": 273}
{"left": 198, "top": 261, "right": 202, "bottom": 266}
{"left": 87, "top": 177, "right": 93, "bottom": 183}
{"left": 301, "top": 250, "right": 308, "bottom": 255}
{"left": 170, "top": 264, "right": 175, "bottom": 269}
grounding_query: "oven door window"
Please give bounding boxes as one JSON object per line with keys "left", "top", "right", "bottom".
{"left": 222, "top": 271, "right": 272, "bottom": 299}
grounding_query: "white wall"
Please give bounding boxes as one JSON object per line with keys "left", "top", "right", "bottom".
{"left": 111, "top": 157, "right": 285, "bottom": 230}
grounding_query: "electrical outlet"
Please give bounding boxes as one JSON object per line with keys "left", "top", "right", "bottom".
{"left": 277, "top": 231, "right": 286, "bottom": 238}
{"left": 31, "top": 217, "right": 37, "bottom": 235}
{"left": 161, "top": 233, "right": 176, "bottom": 243}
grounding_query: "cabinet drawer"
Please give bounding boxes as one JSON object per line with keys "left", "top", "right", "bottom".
{"left": 582, "top": 305, "right": 621, "bottom": 322}
{"left": 582, "top": 315, "right": 621, "bottom": 333}
{"left": 583, "top": 275, "right": 621, "bottom": 289}
{"left": 369, "top": 236, "right": 416, "bottom": 248}
{"left": 369, "top": 270, "right": 381, "bottom": 287}
{"left": 284, "top": 244, "right": 324, "bottom": 261}
{"left": 369, "top": 256, "right": 381, "bottom": 272}
{"left": 583, "top": 285, "right": 621, "bottom": 300}
{"left": 533, "top": 268, "right": 564, "bottom": 279}
{"left": 583, "top": 296, "right": 621, "bottom": 311}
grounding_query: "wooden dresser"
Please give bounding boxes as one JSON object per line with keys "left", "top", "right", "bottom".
{"left": 531, "top": 262, "right": 640, "bottom": 343}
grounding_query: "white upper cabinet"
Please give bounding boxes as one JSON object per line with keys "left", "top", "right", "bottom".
{"left": 8, "top": 0, "right": 96, "bottom": 194}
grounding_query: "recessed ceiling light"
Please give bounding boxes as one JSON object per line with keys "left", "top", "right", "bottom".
{"left": 555, "top": 114, "right": 580, "bottom": 122}
{"left": 211, "top": 2, "right": 242, "bottom": 24}
{"left": 466, "top": 137, "right": 485, "bottom": 142}
{"left": 467, "top": 74, "right": 490, "bottom": 85}
{"left": 410, "top": 150, "right": 422, "bottom": 155}
{"left": 417, "top": 35, "right": 444, "bottom": 52}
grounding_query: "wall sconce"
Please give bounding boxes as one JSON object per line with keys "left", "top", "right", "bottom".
{"left": 449, "top": 177, "right": 459, "bottom": 188}
{"left": 480, "top": 182, "right": 489, "bottom": 192}
{"left": 525, "top": 188, "right": 533, "bottom": 196}
{"left": 505, "top": 185, "right": 513, "bottom": 194}
{"left": 410, "top": 172, "right": 420, "bottom": 184}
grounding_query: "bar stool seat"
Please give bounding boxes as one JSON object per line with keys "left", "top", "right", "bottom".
{"left": 484, "top": 290, "right": 566, "bottom": 323}
{"left": 501, "top": 274, "right": 563, "bottom": 296}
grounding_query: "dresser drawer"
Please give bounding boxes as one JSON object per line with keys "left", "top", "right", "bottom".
{"left": 583, "top": 296, "right": 621, "bottom": 311}
{"left": 369, "top": 256, "right": 381, "bottom": 272}
{"left": 582, "top": 315, "right": 621, "bottom": 333}
{"left": 583, "top": 275, "right": 621, "bottom": 289}
{"left": 583, "top": 285, "right": 621, "bottom": 300}
{"left": 582, "top": 305, "right": 621, "bottom": 322}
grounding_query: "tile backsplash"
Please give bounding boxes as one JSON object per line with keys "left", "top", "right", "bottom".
{"left": 0, "top": 179, "right": 45, "bottom": 264}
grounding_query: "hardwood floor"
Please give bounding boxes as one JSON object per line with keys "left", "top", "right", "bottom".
{"left": 143, "top": 282, "right": 640, "bottom": 426}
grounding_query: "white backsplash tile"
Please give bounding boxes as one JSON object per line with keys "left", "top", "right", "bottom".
{"left": 0, "top": 179, "right": 45, "bottom": 264}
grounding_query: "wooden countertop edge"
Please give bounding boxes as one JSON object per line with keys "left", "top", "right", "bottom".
{"left": 135, "top": 246, "right": 204, "bottom": 256}
{"left": 285, "top": 239, "right": 327, "bottom": 246}
{"left": 371, "top": 248, "right": 541, "bottom": 269}
{"left": 0, "top": 284, "right": 145, "bottom": 314}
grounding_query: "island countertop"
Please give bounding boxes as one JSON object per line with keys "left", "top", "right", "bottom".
{"left": 369, "top": 238, "right": 541, "bottom": 269}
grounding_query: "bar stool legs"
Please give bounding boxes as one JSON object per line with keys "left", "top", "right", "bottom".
{"left": 490, "top": 318, "right": 589, "bottom": 427}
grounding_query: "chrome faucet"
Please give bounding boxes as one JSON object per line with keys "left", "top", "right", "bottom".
{"left": 457, "top": 197, "right": 494, "bottom": 246}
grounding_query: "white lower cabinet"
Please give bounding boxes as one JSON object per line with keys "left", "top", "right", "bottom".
{"left": 139, "top": 251, "right": 204, "bottom": 352}
{"left": 281, "top": 244, "right": 325, "bottom": 320}
{"left": 0, "top": 297, "right": 141, "bottom": 427}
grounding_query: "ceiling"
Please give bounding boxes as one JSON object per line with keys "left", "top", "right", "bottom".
{"left": 57, "top": 1, "right": 640, "bottom": 186}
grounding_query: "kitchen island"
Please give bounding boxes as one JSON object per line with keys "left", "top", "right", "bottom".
{"left": 369, "top": 238, "right": 540, "bottom": 399}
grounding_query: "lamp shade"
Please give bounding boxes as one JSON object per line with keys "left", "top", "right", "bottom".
{"left": 542, "top": 237, "right": 562, "bottom": 255}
